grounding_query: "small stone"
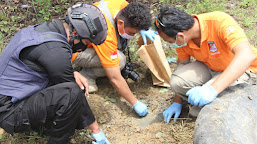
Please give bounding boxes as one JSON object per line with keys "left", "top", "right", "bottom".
{"left": 135, "top": 127, "right": 140, "bottom": 132}
{"left": 214, "top": 106, "right": 220, "bottom": 110}
{"left": 156, "top": 134, "right": 161, "bottom": 138}
{"left": 248, "top": 95, "right": 254, "bottom": 100}
{"left": 0, "top": 128, "right": 5, "bottom": 134}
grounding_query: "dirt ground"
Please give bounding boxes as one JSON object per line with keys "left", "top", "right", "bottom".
{"left": 87, "top": 62, "right": 196, "bottom": 144}
{"left": 3, "top": 1, "right": 256, "bottom": 143}
{"left": 0, "top": 1, "right": 195, "bottom": 143}
{"left": 0, "top": 60, "right": 197, "bottom": 144}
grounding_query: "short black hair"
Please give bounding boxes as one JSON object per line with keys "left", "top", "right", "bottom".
{"left": 118, "top": 2, "right": 151, "bottom": 30}
{"left": 154, "top": 5, "right": 195, "bottom": 38}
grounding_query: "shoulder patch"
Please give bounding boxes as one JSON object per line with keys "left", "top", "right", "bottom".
{"left": 110, "top": 51, "right": 118, "bottom": 59}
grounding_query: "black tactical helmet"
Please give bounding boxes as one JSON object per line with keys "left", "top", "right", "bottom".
{"left": 67, "top": 3, "right": 107, "bottom": 45}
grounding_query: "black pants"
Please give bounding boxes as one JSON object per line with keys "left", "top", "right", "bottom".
{"left": 0, "top": 82, "right": 95, "bottom": 144}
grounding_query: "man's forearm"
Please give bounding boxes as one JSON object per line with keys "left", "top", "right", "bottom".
{"left": 211, "top": 42, "right": 255, "bottom": 93}
{"left": 111, "top": 77, "right": 137, "bottom": 105}
{"left": 104, "top": 66, "right": 138, "bottom": 105}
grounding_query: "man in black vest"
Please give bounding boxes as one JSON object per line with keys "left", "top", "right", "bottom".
{"left": 0, "top": 3, "right": 110, "bottom": 144}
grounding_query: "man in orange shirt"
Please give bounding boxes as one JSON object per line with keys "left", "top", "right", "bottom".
{"left": 72, "top": 0, "right": 155, "bottom": 117}
{"left": 155, "top": 6, "right": 257, "bottom": 121}
{"left": 155, "top": 6, "right": 257, "bottom": 143}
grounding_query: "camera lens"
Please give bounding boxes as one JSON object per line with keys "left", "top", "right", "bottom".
{"left": 121, "top": 63, "right": 140, "bottom": 82}
{"left": 128, "top": 71, "right": 140, "bottom": 82}
{"left": 121, "top": 66, "right": 130, "bottom": 78}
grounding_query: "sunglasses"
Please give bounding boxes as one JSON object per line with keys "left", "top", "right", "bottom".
{"left": 155, "top": 14, "right": 174, "bottom": 29}
{"left": 155, "top": 14, "right": 164, "bottom": 29}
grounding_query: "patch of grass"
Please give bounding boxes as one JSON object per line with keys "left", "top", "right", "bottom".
{"left": 32, "top": 0, "right": 71, "bottom": 22}
{"left": 0, "top": 4, "right": 25, "bottom": 51}
{"left": 0, "top": 128, "right": 94, "bottom": 144}
{"left": 226, "top": 0, "right": 257, "bottom": 46}
{"left": 184, "top": 0, "right": 226, "bottom": 14}
{"left": 128, "top": 33, "right": 142, "bottom": 62}
{"left": 0, "top": 131, "right": 47, "bottom": 144}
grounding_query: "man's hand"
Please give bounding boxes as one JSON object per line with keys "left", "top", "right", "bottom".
{"left": 73, "top": 71, "right": 89, "bottom": 97}
{"left": 133, "top": 100, "right": 148, "bottom": 116}
{"left": 140, "top": 29, "right": 158, "bottom": 44}
{"left": 92, "top": 129, "right": 111, "bottom": 144}
{"left": 186, "top": 85, "right": 218, "bottom": 107}
{"left": 163, "top": 102, "right": 182, "bottom": 123}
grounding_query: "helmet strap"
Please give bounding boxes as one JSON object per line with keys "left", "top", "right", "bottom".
{"left": 68, "top": 23, "right": 80, "bottom": 46}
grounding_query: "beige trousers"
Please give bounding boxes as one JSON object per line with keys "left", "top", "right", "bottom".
{"left": 170, "top": 61, "right": 250, "bottom": 100}
{"left": 73, "top": 47, "right": 126, "bottom": 79}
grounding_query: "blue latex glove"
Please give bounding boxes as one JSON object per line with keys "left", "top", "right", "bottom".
{"left": 140, "top": 29, "right": 158, "bottom": 44}
{"left": 133, "top": 100, "right": 148, "bottom": 116}
{"left": 186, "top": 85, "right": 218, "bottom": 107}
{"left": 11, "top": 97, "right": 19, "bottom": 103}
{"left": 163, "top": 102, "right": 182, "bottom": 123}
{"left": 167, "top": 58, "right": 177, "bottom": 63}
{"left": 92, "top": 130, "right": 111, "bottom": 144}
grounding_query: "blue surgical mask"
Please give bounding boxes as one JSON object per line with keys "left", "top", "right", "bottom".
{"left": 119, "top": 31, "right": 134, "bottom": 39}
{"left": 169, "top": 35, "right": 187, "bottom": 48}
{"left": 118, "top": 21, "right": 134, "bottom": 39}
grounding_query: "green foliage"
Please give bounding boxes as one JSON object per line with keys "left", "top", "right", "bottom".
{"left": 0, "top": 0, "right": 73, "bottom": 52}
{"left": 32, "top": 0, "right": 70, "bottom": 22}
{"left": 0, "top": 5, "right": 24, "bottom": 52}
{"left": 0, "top": 131, "right": 47, "bottom": 144}
{"left": 128, "top": 33, "right": 142, "bottom": 62}
{"left": 105, "top": 96, "right": 117, "bottom": 103}
{"left": 158, "top": 0, "right": 173, "bottom": 3}
{"left": 226, "top": 0, "right": 257, "bottom": 47}
{"left": 184, "top": 0, "right": 225, "bottom": 14}
{"left": 0, "top": 6, "right": 17, "bottom": 39}
{"left": 159, "top": 88, "right": 168, "bottom": 93}
{"left": 72, "top": 129, "right": 94, "bottom": 143}
{"left": 239, "top": 0, "right": 255, "bottom": 8}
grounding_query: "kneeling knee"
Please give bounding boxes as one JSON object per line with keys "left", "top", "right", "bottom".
{"left": 170, "top": 75, "right": 187, "bottom": 94}
{"left": 61, "top": 82, "right": 83, "bottom": 105}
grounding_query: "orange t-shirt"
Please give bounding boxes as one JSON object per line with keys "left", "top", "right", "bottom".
{"left": 176, "top": 11, "right": 257, "bottom": 73}
{"left": 91, "top": 0, "right": 129, "bottom": 67}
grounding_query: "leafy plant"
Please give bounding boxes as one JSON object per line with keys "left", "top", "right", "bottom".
{"left": 239, "top": 0, "right": 255, "bottom": 8}
{"left": 185, "top": 0, "right": 225, "bottom": 14}
{"left": 32, "top": 0, "right": 71, "bottom": 22}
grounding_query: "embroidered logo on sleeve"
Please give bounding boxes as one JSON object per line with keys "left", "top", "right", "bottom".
{"left": 208, "top": 41, "right": 220, "bottom": 56}
{"left": 110, "top": 51, "right": 118, "bottom": 59}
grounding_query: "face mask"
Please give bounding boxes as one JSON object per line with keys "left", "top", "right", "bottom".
{"left": 169, "top": 35, "right": 187, "bottom": 48}
{"left": 118, "top": 21, "right": 134, "bottom": 39}
{"left": 72, "top": 40, "right": 87, "bottom": 53}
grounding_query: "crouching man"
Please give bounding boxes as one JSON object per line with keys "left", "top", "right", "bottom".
{"left": 155, "top": 6, "right": 257, "bottom": 143}
{"left": 0, "top": 3, "right": 111, "bottom": 144}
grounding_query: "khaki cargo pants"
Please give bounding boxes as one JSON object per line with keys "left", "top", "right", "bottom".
{"left": 170, "top": 61, "right": 251, "bottom": 100}
{"left": 73, "top": 47, "right": 126, "bottom": 79}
